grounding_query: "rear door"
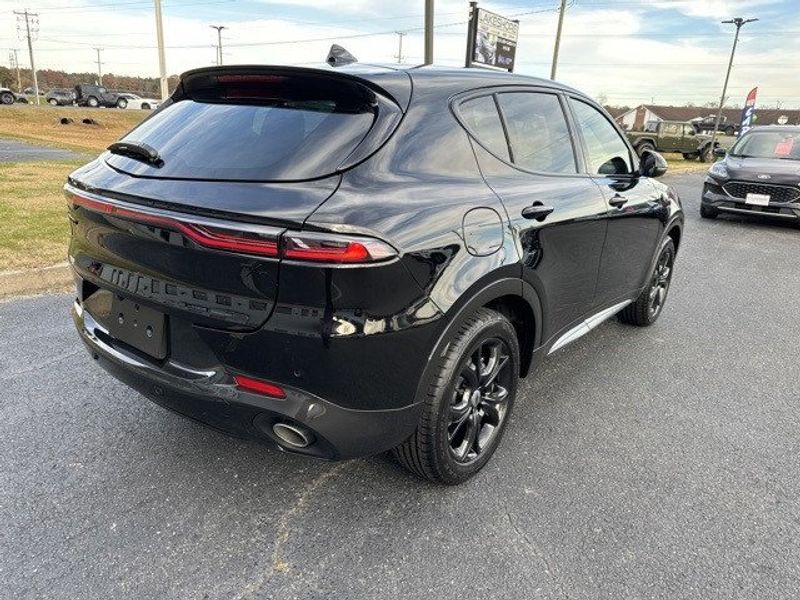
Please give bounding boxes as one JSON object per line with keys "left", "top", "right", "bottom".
{"left": 567, "top": 97, "right": 664, "bottom": 308}
{"left": 460, "top": 89, "right": 608, "bottom": 343}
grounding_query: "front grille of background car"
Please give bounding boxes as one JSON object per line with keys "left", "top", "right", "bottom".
{"left": 723, "top": 181, "right": 800, "bottom": 204}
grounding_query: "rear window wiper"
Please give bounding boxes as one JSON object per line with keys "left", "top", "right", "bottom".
{"left": 107, "top": 141, "right": 163, "bottom": 167}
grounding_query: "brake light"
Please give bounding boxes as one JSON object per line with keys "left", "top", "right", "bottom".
{"left": 67, "top": 191, "right": 396, "bottom": 264}
{"left": 233, "top": 374, "right": 286, "bottom": 399}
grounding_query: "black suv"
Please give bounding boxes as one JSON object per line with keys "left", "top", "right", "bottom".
{"left": 73, "top": 84, "right": 127, "bottom": 108}
{"left": 67, "top": 65, "right": 683, "bottom": 484}
{"left": 702, "top": 126, "right": 800, "bottom": 223}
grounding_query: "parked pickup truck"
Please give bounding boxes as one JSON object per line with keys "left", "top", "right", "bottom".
{"left": 627, "top": 120, "right": 717, "bottom": 162}
{"left": 692, "top": 115, "right": 737, "bottom": 136}
{"left": 73, "top": 84, "right": 128, "bottom": 109}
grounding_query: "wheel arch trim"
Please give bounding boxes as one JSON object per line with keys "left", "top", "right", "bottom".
{"left": 414, "top": 277, "right": 542, "bottom": 406}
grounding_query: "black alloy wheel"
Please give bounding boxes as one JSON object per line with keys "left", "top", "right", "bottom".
{"left": 619, "top": 238, "right": 676, "bottom": 326}
{"left": 394, "top": 308, "right": 520, "bottom": 484}
{"left": 447, "top": 338, "right": 513, "bottom": 464}
{"left": 647, "top": 247, "right": 674, "bottom": 319}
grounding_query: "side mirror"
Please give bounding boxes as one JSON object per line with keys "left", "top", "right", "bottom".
{"left": 713, "top": 146, "right": 727, "bottom": 158}
{"left": 639, "top": 149, "right": 668, "bottom": 178}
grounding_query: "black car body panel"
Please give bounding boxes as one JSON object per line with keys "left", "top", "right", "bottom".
{"left": 68, "top": 64, "right": 683, "bottom": 460}
{"left": 702, "top": 126, "right": 800, "bottom": 222}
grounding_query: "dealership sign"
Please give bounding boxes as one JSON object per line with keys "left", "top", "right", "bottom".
{"left": 468, "top": 7, "right": 519, "bottom": 72}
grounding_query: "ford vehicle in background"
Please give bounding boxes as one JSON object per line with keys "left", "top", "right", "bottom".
{"left": 118, "top": 93, "right": 160, "bottom": 111}
{"left": 67, "top": 64, "right": 683, "bottom": 484}
{"left": 73, "top": 84, "right": 128, "bottom": 108}
{"left": 702, "top": 126, "right": 800, "bottom": 224}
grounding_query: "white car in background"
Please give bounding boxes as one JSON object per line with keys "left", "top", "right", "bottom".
{"left": 118, "top": 93, "right": 160, "bottom": 110}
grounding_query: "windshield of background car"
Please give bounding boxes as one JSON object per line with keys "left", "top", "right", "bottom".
{"left": 730, "top": 130, "right": 800, "bottom": 160}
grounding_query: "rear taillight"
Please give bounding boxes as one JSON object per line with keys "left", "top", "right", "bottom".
{"left": 282, "top": 231, "right": 396, "bottom": 264}
{"left": 67, "top": 190, "right": 396, "bottom": 264}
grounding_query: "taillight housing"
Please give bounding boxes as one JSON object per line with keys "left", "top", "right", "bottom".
{"left": 66, "top": 189, "right": 397, "bottom": 264}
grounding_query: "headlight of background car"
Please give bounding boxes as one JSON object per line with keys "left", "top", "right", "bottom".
{"left": 709, "top": 162, "right": 728, "bottom": 179}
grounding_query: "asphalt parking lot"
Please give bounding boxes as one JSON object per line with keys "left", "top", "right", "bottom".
{"left": 2, "top": 171, "right": 799, "bottom": 599}
{"left": 0, "top": 137, "right": 84, "bottom": 163}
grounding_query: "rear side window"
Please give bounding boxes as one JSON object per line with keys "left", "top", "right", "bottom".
{"left": 496, "top": 92, "right": 576, "bottom": 174}
{"left": 110, "top": 75, "right": 380, "bottom": 181}
{"left": 458, "top": 95, "right": 509, "bottom": 160}
{"left": 569, "top": 98, "right": 633, "bottom": 175}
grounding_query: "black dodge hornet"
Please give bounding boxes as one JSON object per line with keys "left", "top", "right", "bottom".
{"left": 67, "top": 64, "right": 683, "bottom": 484}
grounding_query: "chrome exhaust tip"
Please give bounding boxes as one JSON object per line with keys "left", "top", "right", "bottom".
{"left": 272, "top": 422, "right": 314, "bottom": 449}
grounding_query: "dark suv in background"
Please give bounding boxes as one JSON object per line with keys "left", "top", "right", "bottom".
{"left": 702, "top": 126, "right": 800, "bottom": 224}
{"left": 67, "top": 65, "right": 683, "bottom": 484}
{"left": 45, "top": 88, "right": 75, "bottom": 106}
{"left": 73, "top": 84, "right": 127, "bottom": 108}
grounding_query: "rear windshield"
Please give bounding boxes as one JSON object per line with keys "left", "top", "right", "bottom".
{"left": 109, "top": 96, "right": 376, "bottom": 181}
{"left": 730, "top": 130, "right": 800, "bottom": 160}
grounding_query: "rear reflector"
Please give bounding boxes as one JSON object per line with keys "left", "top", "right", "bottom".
{"left": 67, "top": 190, "right": 396, "bottom": 264}
{"left": 234, "top": 374, "right": 286, "bottom": 399}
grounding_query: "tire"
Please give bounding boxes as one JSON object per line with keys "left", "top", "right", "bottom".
{"left": 700, "top": 204, "right": 718, "bottom": 219}
{"left": 141, "top": 103, "right": 150, "bottom": 110}
{"left": 724, "top": 126, "right": 735, "bottom": 136}
{"left": 636, "top": 142, "right": 655, "bottom": 157}
{"left": 87, "top": 96, "right": 99, "bottom": 108}
{"left": 682, "top": 153, "right": 698, "bottom": 160}
{"left": 48, "top": 98, "right": 58, "bottom": 106}
{"left": 116, "top": 98, "right": 128, "bottom": 109}
{"left": 393, "top": 308, "right": 520, "bottom": 485}
{"left": 0, "top": 92, "right": 14, "bottom": 105}
{"left": 619, "top": 238, "right": 676, "bottom": 327}
{"left": 699, "top": 145, "right": 714, "bottom": 163}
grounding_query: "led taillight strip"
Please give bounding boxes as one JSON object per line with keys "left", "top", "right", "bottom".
{"left": 70, "top": 192, "right": 280, "bottom": 257}
{"left": 67, "top": 191, "right": 396, "bottom": 264}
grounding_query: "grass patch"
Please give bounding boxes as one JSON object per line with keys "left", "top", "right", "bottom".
{"left": 0, "top": 104, "right": 146, "bottom": 153}
{"left": 0, "top": 160, "right": 83, "bottom": 271}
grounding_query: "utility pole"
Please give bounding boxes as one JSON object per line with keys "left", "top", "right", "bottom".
{"left": 9, "top": 49, "right": 22, "bottom": 92}
{"left": 94, "top": 48, "right": 103, "bottom": 85}
{"left": 14, "top": 9, "right": 40, "bottom": 104}
{"left": 153, "top": 0, "right": 168, "bottom": 101}
{"left": 394, "top": 31, "right": 405, "bottom": 64}
{"left": 210, "top": 25, "right": 226, "bottom": 66}
{"left": 424, "top": 0, "right": 433, "bottom": 65}
{"left": 709, "top": 17, "right": 758, "bottom": 151}
{"left": 550, "top": 0, "right": 567, "bottom": 80}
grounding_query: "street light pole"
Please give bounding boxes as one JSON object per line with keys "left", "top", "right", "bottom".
{"left": 153, "top": 0, "right": 168, "bottom": 101}
{"left": 550, "top": 0, "right": 567, "bottom": 80}
{"left": 709, "top": 17, "right": 758, "bottom": 151}
{"left": 394, "top": 31, "right": 405, "bottom": 64}
{"left": 210, "top": 25, "right": 226, "bottom": 66}
{"left": 424, "top": 0, "right": 433, "bottom": 65}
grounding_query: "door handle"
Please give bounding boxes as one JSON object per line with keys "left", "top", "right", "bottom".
{"left": 521, "top": 203, "right": 555, "bottom": 222}
{"left": 609, "top": 194, "right": 628, "bottom": 208}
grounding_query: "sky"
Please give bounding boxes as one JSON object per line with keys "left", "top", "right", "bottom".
{"left": 1, "top": 0, "right": 798, "bottom": 107}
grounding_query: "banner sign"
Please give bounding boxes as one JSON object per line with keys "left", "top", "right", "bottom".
{"left": 739, "top": 87, "right": 758, "bottom": 135}
{"left": 471, "top": 8, "right": 519, "bottom": 72}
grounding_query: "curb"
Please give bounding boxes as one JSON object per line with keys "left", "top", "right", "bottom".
{"left": 0, "top": 262, "right": 73, "bottom": 299}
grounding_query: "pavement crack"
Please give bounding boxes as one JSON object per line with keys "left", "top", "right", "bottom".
{"left": 506, "top": 512, "right": 569, "bottom": 599}
{"left": 234, "top": 461, "right": 351, "bottom": 599}
{"left": 0, "top": 350, "right": 81, "bottom": 381}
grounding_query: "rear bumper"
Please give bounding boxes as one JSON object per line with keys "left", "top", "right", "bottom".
{"left": 702, "top": 180, "right": 800, "bottom": 221}
{"left": 72, "top": 300, "right": 422, "bottom": 460}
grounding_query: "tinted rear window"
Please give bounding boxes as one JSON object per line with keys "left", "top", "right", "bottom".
{"left": 110, "top": 96, "right": 375, "bottom": 181}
